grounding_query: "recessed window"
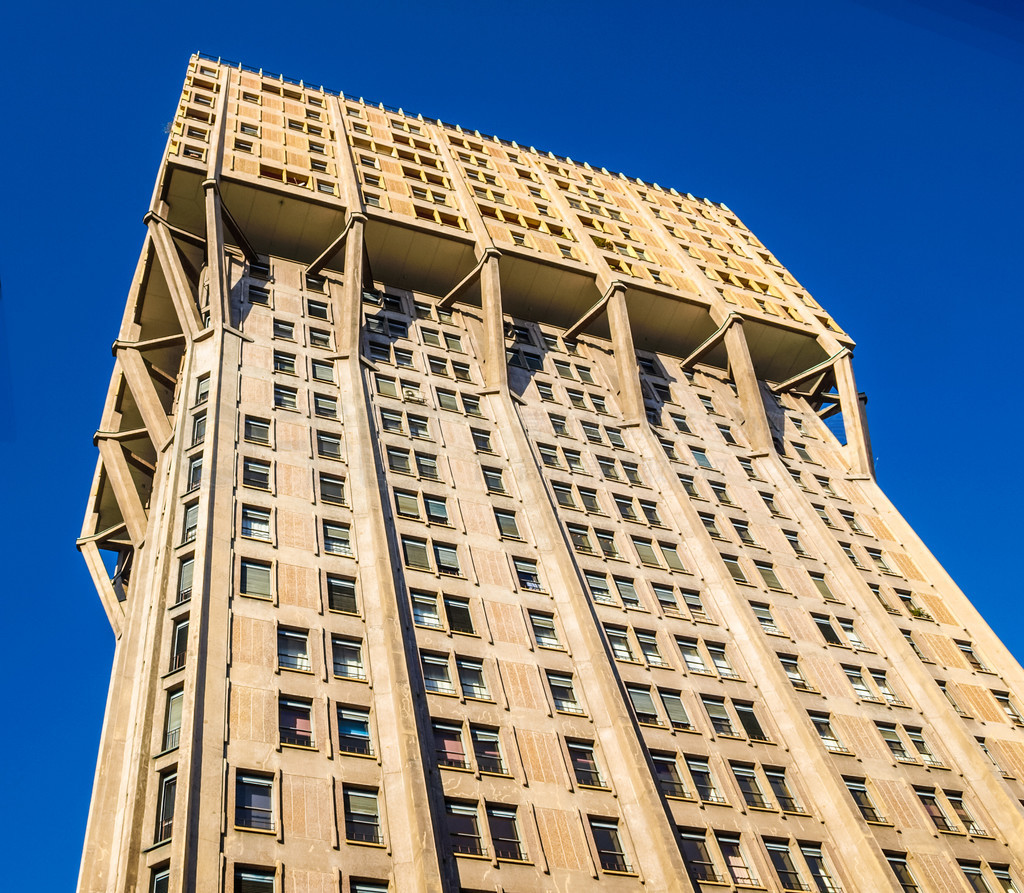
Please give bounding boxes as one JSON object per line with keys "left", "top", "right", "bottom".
{"left": 279, "top": 697, "right": 314, "bottom": 748}
{"left": 236, "top": 774, "right": 274, "bottom": 831}
{"left": 326, "top": 574, "right": 357, "bottom": 613}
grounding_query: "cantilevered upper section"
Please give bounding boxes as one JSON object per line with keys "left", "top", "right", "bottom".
{"left": 161, "top": 53, "right": 851, "bottom": 386}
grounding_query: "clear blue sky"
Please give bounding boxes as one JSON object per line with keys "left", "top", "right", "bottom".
{"left": 1, "top": 1, "right": 1021, "bottom": 887}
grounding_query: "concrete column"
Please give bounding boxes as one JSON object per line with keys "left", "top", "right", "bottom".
{"left": 202, "top": 180, "right": 230, "bottom": 328}
{"left": 834, "top": 353, "right": 874, "bottom": 477}
{"left": 147, "top": 216, "right": 202, "bottom": 340}
{"left": 478, "top": 251, "right": 507, "bottom": 391}
{"left": 605, "top": 286, "right": 646, "bottom": 424}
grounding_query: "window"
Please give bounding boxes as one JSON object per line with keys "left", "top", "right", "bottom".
{"left": 244, "top": 416, "right": 271, "bottom": 444}
{"left": 277, "top": 628, "right": 310, "bottom": 672}
{"left": 271, "top": 380, "right": 299, "bottom": 410}
{"left": 906, "top": 726, "right": 942, "bottom": 766}
{"left": 322, "top": 520, "right": 352, "bottom": 557}
{"left": 636, "top": 630, "right": 665, "bottom": 665}
{"left": 755, "top": 561, "right": 785, "bottom": 590}
{"left": 332, "top": 636, "right": 364, "bottom": 679}
{"left": 885, "top": 853, "right": 920, "bottom": 893}
{"left": 699, "top": 513, "right": 723, "bottom": 538}
{"left": 765, "top": 839, "right": 807, "bottom": 891}
{"left": 691, "top": 447, "right": 714, "bottom": 468}
{"left": 422, "top": 653, "right": 455, "bottom": 694}
{"left": 994, "top": 691, "right": 1024, "bottom": 726}
{"left": 487, "top": 805, "right": 523, "bottom": 860}
{"left": 494, "top": 509, "right": 520, "bottom": 539}
{"left": 182, "top": 502, "right": 199, "bottom": 544}
{"left": 514, "top": 557, "right": 542, "bottom": 591}
{"left": 763, "top": 767, "right": 801, "bottom": 814}
{"left": 810, "top": 712, "right": 848, "bottom": 753}
{"left": 529, "top": 612, "right": 559, "bottom": 648}
{"left": 707, "top": 642, "right": 739, "bottom": 679}
{"left": 344, "top": 788, "right": 381, "bottom": 843}
{"left": 163, "top": 689, "right": 183, "bottom": 751}
{"left": 813, "top": 614, "right": 843, "bottom": 646}
{"left": 718, "top": 834, "right": 759, "bottom": 887}
{"left": 993, "top": 866, "right": 1021, "bottom": 893}
{"left": 779, "top": 654, "right": 814, "bottom": 691}
{"left": 308, "top": 327, "right": 330, "bottom": 348}
{"left": 677, "top": 637, "right": 709, "bottom": 673}
{"left": 651, "top": 752, "right": 688, "bottom": 797}
{"left": 722, "top": 555, "right": 747, "bottom": 583}
{"left": 194, "top": 374, "right": 210, "bottom": 405}
{"left": 810, "top": 573, "right": 837, "bottom": 601}
{"left": 471, "top": 428, "right": 493, "bottom": 452}
{"left": 866, "top": 548, "right": 891, "bottom": 573}
{"left": 957, "top": 640, "right": 989, "bottom": 672}
{"left": 433, "top": 721, "right": 468, "bottom": 768}
{"left": 678, "top": 829, "right": 719, "bottom": 883}
{"left": 273, "top": 351, "right": 296, "bottom": 374}
{"left": 916, "top": 786, "right": 956, "bottom": 832}
{"left": 659, "top": 689, "right": 693, "bottom": 730}
{"left": 151, "top": 867, "right": 169, "bottom": 893}
{"left": 279, "top": 697, "right": 313, "bottom": 747}
{"left": 175, "top": 556, "right": 194, "bottom": 605}
{"left": 242, "top": 458, "right": 270, "bottom": 490}
{"left": 236, "top": 774, "right": 274, "bottom": 830}
{"left": 844, "top": 665, "right": 876, "bottom": 700}
{"left": 687, "top": 756, "right": 724, "bottom": 803}
{"left": 703, "top": 696, "right": 739, "bottom": 736}
{"left": 155, "top": 770, "right": 176, "bottom": 842}
{"left": 734, "top": 701, "right": 769, "bottom": 740}
{"left": 589, "top": 818, "right": 630, "bottom": 873}
{"left": 447, "top": 800, "right": 484, "bottom": 855}
{"left": 877, "top": 723, "right": 912, "bottom": 761}
{"left": 234, "top": 868, "right": 274, "bottom": 893}
{"left": 627, "top": 685, "right": 661, "bottom": 724}
{"left": 658, "top": 542, "right": 686, "bottom": 571}
{"left": 845, "top": 776, "right": 886, "bottom": 822}
{"left": 319, "top": 473, "right": 346, "bottom": 505}
{"left": 622, "top": 461, "right": 642, "bottom": 484}
{"left": 471, "top": 726, "right": 505, "bottom": 774}
{"left": 457, "top": 658, "right": 489, "bottom": 699}
{"left": 652, "top": 583, "right": 680, "bottom": 615}
{"left": 547, "top": 671, "right": 583, "bottom": 713}
{"left": 169, "top": 617, "right": 188, "bottom": 671}
{"left": 185, "top": 455, "right": 203, "bottom": 492}
{"left": 761, "top": 492, "right": 783, "bottom": 516}
{"left": 316, "top": 430, "right": 342, "bottom": 459}
{"left": 337, "top": 706, "right": 372, "bottom": 755}
{"left": 239, "top": 559, "right": 271, "bottom": 599}
{"left": 411, "top": 591, "right": 442, "bottom": 628}
{"left": 732, "top": 762, "right": 770, "bottom": 808}
{"left": 632, "top": 537, "right": 660, "bottom": 566}
{"left": 678, "top": 474, "right": 700, "bottom": 497}
{"left": 961, "top": 863, "right": 995, "bottom": 893}
{"left": 307, "top": 299, "right": 329, "bottom": 320}
{"left": 241, "top": 506, "right": 270, "bottom": 540}
{"left": 326, "top": 574, "right": 357, "bottom": 613}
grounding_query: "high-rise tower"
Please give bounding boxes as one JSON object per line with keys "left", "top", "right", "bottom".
{"left": 78, "top": 53, "right": 1024, "bottom": 893}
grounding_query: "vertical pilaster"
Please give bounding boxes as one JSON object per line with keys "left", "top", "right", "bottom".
{"left": 478, "top": 250, "right": 506, "bottom": 391}
{"left": 334, "top": 216, "right": 446, "bottom": 893}
{"left": 834, "top": 353, "right": 874, "bottom": 477}
{"left": 202, "top": 181, "right": 229, "bottom": 328}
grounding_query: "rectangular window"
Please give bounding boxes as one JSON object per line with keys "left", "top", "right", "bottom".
{"left": 444, "top": 596, "right": 474, "bottom": 634}
{"left": 322, "top": 520, "right": 352, "bottom": 557}
{"left": 326, "top": 574, "right": 357, "bottom": 613}
{"left": 182, "top": 502, "right": 199, "bottom": 544}
{"left": 652, "top": 752, "right": 688, "bottom": 798}
{"left": 241, "top": 506, "right": 271, "bottom": 540}
{"left": 765, "top": 839, "right": 807, "bottom": 891}
{"left": 277, "top": 628, "right": 310, "bottom": 672}
{"left": 433, "top": 721, "right": 468, "bottom": 768}
{"left": 155, "top": 771, "right": 176, "bottom": 842}
{"left": 169, "top": 617, "right": 188, "bottom": 671}
{"left": 244, "top": 415, "right": 270, "bottom": 444}
{"left": 316, "top": 431, "right": 342, "bottom": 459}
{"left": 659, "top": 689, "right": 692, "bottom": 730}
{"left": 236, "top": 774, "right": 274, "bottom": 830}
{"left": 494, "top": 509, "right": 521, "bottom": 539}
{"left": 344, "top": 788, "right": 381, "bottom": 843}
{"left": 471, "top": 726, "right": 506, "bottom": 774}
{"left": 279, "top": 697, "right": 313, "bottom": 747}
{"left": 885, "top": 853, "right": 920, "bottom": 893}
{"left": 163, "top": 689, "right": 183, "bottom": 751}
{"left": 547, "top": 671, "right": 583, "bottom": 713}
{"left": 319, "top": 473, "right": 346, "bottom": 505}
{"left": 568, "top": 740, "right": 605, "bottom": 787}
{"left": 702, "top": 696, "right": 737, "bottom": 736}
{"left": 687, "top": 756, "right": 724, "bottom": 803}
{"left": 234, "top": 868, "right": 274, "bottom": 893}
{"left": 332, "top": 636, "right": 364, "bottom": 679}
{"left": 242, "top": 458, "right": 270, "bottom": 490}
{"left": 514, "top": 557, "right": 542, "bottom": 591}
{"left": 447, "top": 801, "right": 484, "bottom": 855}
{"left": 589, "top": 818, "right": 630, "bottom": 873}
{"left": 456, "top": 658, "right": 489, "bottom": 699}
{"left": 422, "top": 653, "right": 455, "bottom": 694}
{"left": 487, "top": 805, "right": 523, "bottom": 861}
{"left": 337, "top": 706, "right": 372, "bottom": 755}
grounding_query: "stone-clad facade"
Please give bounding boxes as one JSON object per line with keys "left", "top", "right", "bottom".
{"left": 77, "top": 53, "right": 1024, "bottom": 893}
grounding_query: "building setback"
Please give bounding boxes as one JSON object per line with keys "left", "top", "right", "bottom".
{"left": 77, "top": 53, "right": 1024, "bottom": 893}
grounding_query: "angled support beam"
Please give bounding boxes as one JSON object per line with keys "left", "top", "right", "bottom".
{"left": 142, "top": 211, "right": 207, "bottom": 250}
{"left": 307, "top": 212, "right": 367, "bottom": 277}
{"left": 479, "top": 252, "right": 507, "bottom": 391}
{"left": 79, "top": 540, "right": 125, "bottom": 637}
{"left": 722, "top": 316, "right": 775, "bottom": 454}
{"left": 203, "top": 178, "right": 258, "bottom": 263}
{"left": 77, "top": 521, "right": 129, "bottom": 547}
{"left": 94, "top": 427, "right": 150, "bottom": 443}
{"left": 605, "top": 286, "right": 647, "bottom": 423}
{"left": 818, "top": 401, "right": 843, "bottom": 420}
{"left": 835, "top": 353, "right": 874, "bottom": 477}
{"left": 147, "top": 216, "right": 202, "bottom": 340}
{"left": 438, "top": 247, "right": 501, "bottom": 310}
{"left": 112, "top": 333, "right": 187, "bottom": 353}
{"left": 114, "top": 351, "right": 173, "bottom": 448}
{"left": 770, "top": 347, "right": 851, "bottom": 394}
{"left": 681, "top": 312, "right": 741, "bottom": 370}
{"left": 96, "top": 441, "right": 149, "bottom": 545}
{"left": 563, "top": 278, "right": 626, "bottom": 342}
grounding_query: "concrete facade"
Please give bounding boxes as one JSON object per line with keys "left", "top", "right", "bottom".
{"left": 77, "top": 54, "right": 1024, "bottom": 893}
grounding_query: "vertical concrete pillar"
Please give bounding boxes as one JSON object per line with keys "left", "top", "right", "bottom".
{"left": 202, "top": 181, "right": 229, "bottom": 329}
{"left": 478, "top": 249, "right": 507, "bottom": 391}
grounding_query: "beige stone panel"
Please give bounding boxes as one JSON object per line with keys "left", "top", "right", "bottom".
{"left": 873, "top": 778, "right": 930, "bottom": 831}
{"left": 277, "top": 422, "right": 310, "bottom": 454}
{"left": 775, "top": 606, "right": 819, "bottom": 642}
{"left": 240, "top": 375, "right": 272, "bottom": 406}
{"left": 804, "top": 654, "right": 850, "bottom": 699}
{"left": 239, "top": 73, "right": 260, "bottom": 88}
{"left": 534, "top": 807, "right": 588, "bottom": 871}
{"left": 279, "top": 563, "right": 318, "bottom": 611}
{"left": 388, "top": 196, "right": 415, "bottom": 218}
{"left": 486, "top": 601, "right": 526, "bottom": 645}
{"left": 275, "top": 291, "right": 303, "bottom": 316}
{"left": 238, "top": 105, "right": 259, "bottom": 122}
{"left": 229, "top": 684, "right": 277, "bottom": 744}
{"left": 918, "top": 593, "right": 958, "bottom": 626}
{"left": 866, "top": 516, "right": 896, "bottom": 543}
{"left": 277, "top": 463, "right": 312, "bottom": 501}
{"left": 263, "top": 111, "right": 284, "bottom": 128}
{"left": 285, "top": 133, "right": 305, "bottom": 150}
{"left": 234, "top": 157, "right": 260, "bottom": 176}
{"left": 448, "top": 456, "right": 480, "bottom": 489}
{"left": 832, "top": 713, "right": 891, "bottom": 761}
{"left": 283, "top": 100, "right": 304, "bottom": 117}
{"left": 459, "top": 501, "right": 494, "bottom": 539}
{"left": 379, "top": 158, "right": 402, "bottom": 177}
{"left": 517, "top": 729, "right": 566, "bottom": 785}
{"left": 286, "top": 869, "right": 334, "bottom": 893}
{"left": 278, "top": 509, "right": 315, "bottom": 551}
{"left": 958, "top": 684, "right": 1006, "bottom": 723}
{"left": 991, "top": 738, "right": 1024, "bottom": 777}
{"left": 891, "top": 551, "right": 925, "bottom": 582}
{"left": 473, "top": 547, "right": 513, "bottom": 590}
{"left": 501, "top": 662, "right": 546, "bottom": 712}
{"left": 231, "top": 615, "right": 275, "bottom": 668}
{"left": 486, "top": 223, "right": 512, "bottom": 243}
{"left": 282, "top": 774, "right": 333, "bottom": 841}
{"left": 262, "top": 144, "right": 285, "bottom": 163}
{"left": 915, "top": 853, "right": 972, "bottom": 892}
{"left": 920, "top": 634, "right": 969, "bottom": 670}
{"left": 242, "top": 343, "right": 272, "bottom": 369}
